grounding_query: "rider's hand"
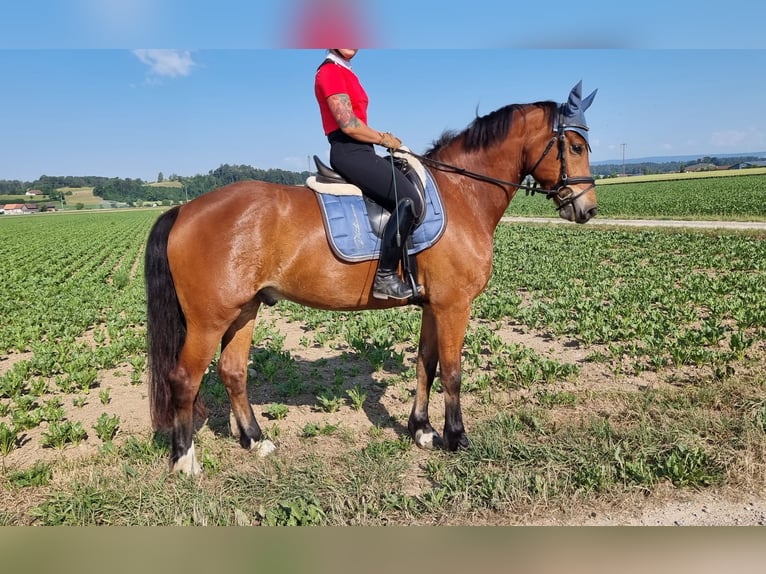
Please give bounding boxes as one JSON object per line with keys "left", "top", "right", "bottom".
{"left": 379, "top": 132, "right": 402, "bottom": 151}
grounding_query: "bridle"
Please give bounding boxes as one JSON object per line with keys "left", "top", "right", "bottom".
{"left": 402, "top": 105, "right": 595, "bottom": 212}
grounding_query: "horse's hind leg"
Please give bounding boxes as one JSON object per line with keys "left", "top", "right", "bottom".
{"left": 218, "top": 307, "right": 276, "bottom": 457}
{"left": 168, "top": 330, "right": 221, "bottom": 474}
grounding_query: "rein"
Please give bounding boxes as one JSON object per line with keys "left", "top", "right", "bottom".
{"left": 401, "top": 107, "right": 595, "bottom": 212}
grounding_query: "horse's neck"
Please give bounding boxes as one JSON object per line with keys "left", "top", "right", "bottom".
{"left": 439, "top": 146, "right": 520, "bottom": 229}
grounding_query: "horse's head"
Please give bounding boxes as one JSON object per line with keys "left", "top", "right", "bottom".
{"left": 526, "top": 82, "right": 598, "bottom": 224}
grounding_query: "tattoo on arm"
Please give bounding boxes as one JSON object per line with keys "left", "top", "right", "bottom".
{"left": 327, "top": 94, "right": 361, "bottom": 129}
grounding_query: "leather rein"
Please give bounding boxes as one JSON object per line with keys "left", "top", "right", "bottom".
{"left": 402, "top": 106, "right": 595, "bottom": 212}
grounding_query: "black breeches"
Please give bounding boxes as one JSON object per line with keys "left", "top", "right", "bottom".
{"left": 328, "top": 130, "right": 424, "bottom": 216}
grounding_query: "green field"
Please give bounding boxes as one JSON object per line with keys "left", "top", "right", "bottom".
{"left": 507, "top": 171, "right": 766, "bottom": 221}
{"left": 596, "top": 166, "right": 766, "bottom": 185}
{"left": 0, "top": 194, "right": 765, "bottom": 525}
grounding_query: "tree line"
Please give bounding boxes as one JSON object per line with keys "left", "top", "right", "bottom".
{"left": 0, "top": 165, "right": 309, "bottom": 204}
{"left": 92, "top": 165, "right": 309, "bottom": 204}
{"left": 592, "top": 155, "right": 764, "bottom": 177}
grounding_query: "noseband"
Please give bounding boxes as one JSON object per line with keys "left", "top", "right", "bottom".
{"left": 405, "top": 105, "right": 595, "bottom": 212}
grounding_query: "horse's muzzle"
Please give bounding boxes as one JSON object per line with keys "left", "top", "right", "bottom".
{"left": 556, "top": 185, "right": 598, "bottom": 224}
{"left": 559, "top": 203, "right": 597, "bottom": 224}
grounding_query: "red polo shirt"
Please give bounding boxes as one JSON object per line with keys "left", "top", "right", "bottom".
{"left": 315, "top": 62, "right": 369, "bottom": 135}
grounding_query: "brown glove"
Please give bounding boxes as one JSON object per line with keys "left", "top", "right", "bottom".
{"left": 379, "top": 131, "right": 402, "bottom": 150}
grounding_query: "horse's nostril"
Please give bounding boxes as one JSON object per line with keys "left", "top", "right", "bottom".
{"left": 587, "top": 207, "right": 598, "bottom": 219}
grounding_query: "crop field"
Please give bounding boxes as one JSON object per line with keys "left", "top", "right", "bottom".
{"left": 507, "top": 172, "right": 766, "bottom": 220}
{"left": 1, "top": 186, "right": 765, "bottom": 525}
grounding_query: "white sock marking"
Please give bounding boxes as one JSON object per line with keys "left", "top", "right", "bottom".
{"left": 173, "top": 440, "right": 202, "bottom": 475}
{"left": 250, "top": 438, "right": 276, "bottom": 457}
{"left": 415, "top": 429, "right": 436, "bottom": 449}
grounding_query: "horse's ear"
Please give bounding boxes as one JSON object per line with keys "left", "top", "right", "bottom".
{"left": 581, "top": 88, "right": 597, "bottom": 112}
{"left": 566, "top": 81, "right": 597, "bottom": 114}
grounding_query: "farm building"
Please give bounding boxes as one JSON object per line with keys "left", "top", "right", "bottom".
{"left": 25, "top": 189, "right": 43, "bottom": 197}
{"left": 729, "top": 160, "right": 766, "bottom": 169}
{"left": 1, "top": 203, "right": 37, "bottom": 215}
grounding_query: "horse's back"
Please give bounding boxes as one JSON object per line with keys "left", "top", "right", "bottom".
{"left": 180, "top": 180, "right": 316, "bottom": 218}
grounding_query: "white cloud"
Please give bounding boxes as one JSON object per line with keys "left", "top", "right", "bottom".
{"left": 133, "top": 49, "right": 196, "bottom": 79}
{"left": 710, "top": 128, "right": 765, "bottom": 149}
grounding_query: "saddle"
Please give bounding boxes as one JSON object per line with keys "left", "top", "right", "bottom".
{"left": 307, "top": 149, "right": 427, "bottom": 235}
{"left": 305, "top": 150, "right": 447, "bottom": 263}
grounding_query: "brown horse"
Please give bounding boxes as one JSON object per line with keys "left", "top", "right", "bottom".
{"left": 145, "top": 82, "right": 598, "bottom": 474}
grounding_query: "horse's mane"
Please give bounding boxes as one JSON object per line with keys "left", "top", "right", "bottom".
{"left": 425, "top": 101, "right": 557, "bottom": 158}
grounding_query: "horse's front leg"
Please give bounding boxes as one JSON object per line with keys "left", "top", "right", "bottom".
{"left": 435, "top": 305, "right": 471, "bottom": 451}
{"left": 409, "top": 305, "right": 441, "bottom": 449}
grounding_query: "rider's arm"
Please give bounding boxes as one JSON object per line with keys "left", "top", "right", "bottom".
{"left": 325, "top": 93, "right": 398, "bottom": 148}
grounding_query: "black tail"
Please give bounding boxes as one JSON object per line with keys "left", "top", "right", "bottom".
{"left": 145, "top": 207, "right": 185, "bottom": 430}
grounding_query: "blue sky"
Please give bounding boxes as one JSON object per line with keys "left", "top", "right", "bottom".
{"left": 2, "top": 1, "right": 766, "bottom": 49}
{"left": 1, "top": 3, "right": 765, "bottom": 182}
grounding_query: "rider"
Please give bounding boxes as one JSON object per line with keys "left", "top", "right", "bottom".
{"left": 314, "top": 49, "right": 424, "bottom": 300}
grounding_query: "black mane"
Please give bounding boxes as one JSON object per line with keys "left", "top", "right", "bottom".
{"left": 425, "top": 101, "right": 558, "bottom": 158}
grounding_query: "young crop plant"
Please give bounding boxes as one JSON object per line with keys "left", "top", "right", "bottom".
{"left": 41, "top": 421, "right": 88, "bottom": 449}
{"left": 11, "top": 402, "right": 42, "bottom": 432}
{"left": 300, "top": 422, "right": 338, "bottom": 438}
{"left": 112, "top": 267, "right": 130, "bottom": 290}
{"left": 70, "top": 369, "right": 98, "bottom": 395}
{"left": 0, "top": 366, "right": 27, "bottom": 399}
{"left": 40, "top": 398, "right": 65, "bottom": 422}
{"left": 263, "top": 403, "right": 289, "bottom": 420}
{"left": 129, "top": 355, "right": 146, "bottom": 386}
{"left": 346, "top": 384, "right": 367, "bottom": 411}
{"left": 72, "top": 396, "right": 88, "bottom": 409}
{"left": 93, "top": 413, "right": 120, "bottom": 443}
{"left": 315, "top": 389, "right": 344, "bottom": 413}
{"left": 0, "top": 422, "right": 18, "bottom": 459}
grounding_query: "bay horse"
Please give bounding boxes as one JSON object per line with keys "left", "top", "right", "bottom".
{"left": 145, "top": 82, "right": 598, "bottom": 474}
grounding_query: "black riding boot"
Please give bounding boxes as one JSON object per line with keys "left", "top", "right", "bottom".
{"left": 372, "top": 199, "right": 421, "bottom": 300}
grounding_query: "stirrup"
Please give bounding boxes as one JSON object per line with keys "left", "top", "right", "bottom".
{"left": 372, "top": 271, "right": 419, "bottom": 300}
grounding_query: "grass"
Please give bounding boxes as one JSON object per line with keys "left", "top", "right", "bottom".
{"left": 1, "top": 368, "right": 762, "bottom": 525}
{"left": 146, "top": 180, "right": 183, "bottom": 188}
{"left": 596, "top": 166, "right": 766, "bottom": 185}
{"left": 59, "top": 187, "right": 105, "bottom": 206}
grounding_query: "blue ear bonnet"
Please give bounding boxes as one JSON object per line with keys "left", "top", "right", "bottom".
{"left": 553, "top": 81, "right": 597, "bottom": 144}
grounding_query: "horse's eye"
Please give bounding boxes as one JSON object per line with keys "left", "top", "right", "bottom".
{"left": 571, "top": 143, "right": 584, "bottom": 155}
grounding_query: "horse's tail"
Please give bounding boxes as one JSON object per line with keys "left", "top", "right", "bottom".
{"left": 144, "top": 206, "right": 187, "bottom": 431}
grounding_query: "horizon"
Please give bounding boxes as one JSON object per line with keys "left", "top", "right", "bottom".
{"left": 4, "top": 150, "right": 766, "bottom": 184}
{"left": 592, "top": 150, "right": 766, "bottom": 167}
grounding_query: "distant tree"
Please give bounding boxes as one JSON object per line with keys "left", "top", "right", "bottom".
{"left": 157, "top": 172, "right": 164, "bottom": 183}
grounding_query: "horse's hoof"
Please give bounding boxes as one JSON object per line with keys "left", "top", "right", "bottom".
{"left": 414, "top": 428, "right": 443, "bottom": 449}
{"left": 250, "top": 438, "right": 276, "bottom": 458}
{"left": 444, "top": 432, "right": 471, "bottom": 452}
{"left": 171, "top": 442, "right": 202, "bottom": 475}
